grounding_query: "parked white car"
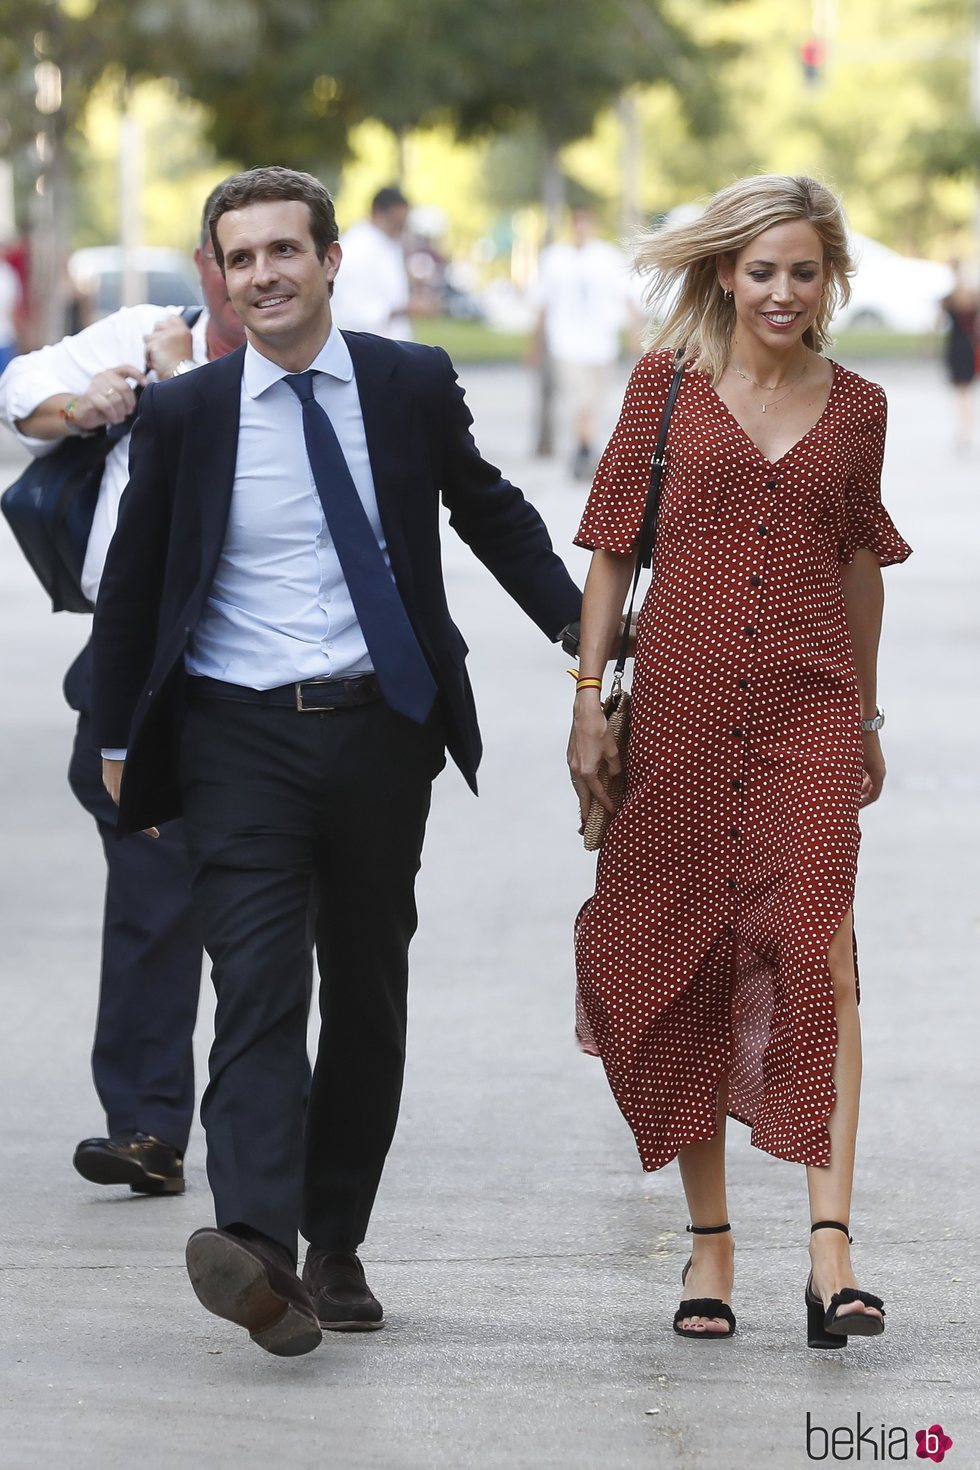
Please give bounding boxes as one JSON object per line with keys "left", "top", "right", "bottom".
{"left": 68, "top": 246, "right": 201, "bottom": 320}
{"left": 836, "top": 234, "right": 953, "bottom": 334}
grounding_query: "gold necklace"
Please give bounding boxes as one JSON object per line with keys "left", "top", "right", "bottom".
{"left": 730, "top": 358, "right": 808, "bottom": 413}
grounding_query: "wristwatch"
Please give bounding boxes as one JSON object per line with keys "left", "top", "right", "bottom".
{"left": 167, "top": 359, "right": 197, "bottom": 378}
{"left": 860, "top": 705, "right": 885, "bottom": 732}
{"left": 560, "top": 621, "right": 581, "bottom": 657}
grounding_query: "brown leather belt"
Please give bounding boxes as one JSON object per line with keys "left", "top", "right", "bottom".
{"left": 187, "top": 673, "right": 382, "bottom": 712}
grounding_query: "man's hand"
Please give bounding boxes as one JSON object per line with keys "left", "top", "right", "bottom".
{"left": 102, "top": 757, "right": 158, "bottom": 838}
{"left": 70, "top": 365, "right": 147, "bottom": 431}
{"left": 144, "top": 316, "right": 194, "bottom": 379}
{"left": 610, "top": 613, "right": 637, "bottom": 660}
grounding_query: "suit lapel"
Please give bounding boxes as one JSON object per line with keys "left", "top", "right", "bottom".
{"left": 344, "top": 333, "right": 415, "bottom": 585}
{"left": 188, "top": 346, "right": 245, "bottom": 586}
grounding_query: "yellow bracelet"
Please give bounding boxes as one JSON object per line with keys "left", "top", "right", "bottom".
{"left": 575, "top": 677, "right": 603, "bottom": 693}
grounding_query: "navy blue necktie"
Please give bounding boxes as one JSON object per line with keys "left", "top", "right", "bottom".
{"left": 284, "top": 370, "right": 436, "bottom": 724}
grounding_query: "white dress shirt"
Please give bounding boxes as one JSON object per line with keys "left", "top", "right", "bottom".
{"left": 185, "top": 328, "right": 387, "bottom": 689}
{"left": 330, "top": 221, "right": 412, "bottom": 340}
{"left": 0, "top": 305, "right": 209, "bottom": 603}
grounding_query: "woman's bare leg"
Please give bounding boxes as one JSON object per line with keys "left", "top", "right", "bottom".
{"left": 675, "top": 1078, "right": 734, "bottom": 1333}
{"left": 805, "top": 910, "right": 883, "bottom": 1325}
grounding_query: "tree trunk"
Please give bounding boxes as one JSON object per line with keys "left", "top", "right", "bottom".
{"left": 534, "top": 142, "right": 565, "bottom": 458}
{"left": 617, "top": 90, "right": 642, "bottom": 241}
{"left": 29, "top": 129, "right": 71, "bottom": 348}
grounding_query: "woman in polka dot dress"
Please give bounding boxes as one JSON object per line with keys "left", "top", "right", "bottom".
{"left": 567, "top": 176, "right": 909, "bottom": 1348}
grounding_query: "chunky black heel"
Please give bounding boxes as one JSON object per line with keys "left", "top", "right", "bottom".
{"left": 673, "top": 1223, "right": 736, "bottom": 1339}
{"left": 806, "top": 1220, "right": 885, "bottom": 1350}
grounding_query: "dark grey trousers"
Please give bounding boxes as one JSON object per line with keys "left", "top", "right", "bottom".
{"left": 178, "top": 691, "right": 444, "bottom": 1259}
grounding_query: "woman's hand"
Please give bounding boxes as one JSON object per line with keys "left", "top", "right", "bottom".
{"left": 860, "top": 731, "right": 886, "bottom": 806}
{"left": 567, "top": 691, "right": 621, "bottom": 826}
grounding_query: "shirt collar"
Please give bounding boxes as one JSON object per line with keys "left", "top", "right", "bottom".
{"left": 243, "top": 326, "right": 354, "bottom": 399}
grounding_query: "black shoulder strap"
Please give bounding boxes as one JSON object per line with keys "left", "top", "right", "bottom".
{"left": 612, "top": 361, "right": 685, "bottom": 680}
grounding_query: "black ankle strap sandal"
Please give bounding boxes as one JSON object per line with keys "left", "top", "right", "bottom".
{"left": 805, "top": 1220, "right": 885, "bottom": 1350}
{"left": 672, "top": 1223, "right": 736, "bottom": 1340}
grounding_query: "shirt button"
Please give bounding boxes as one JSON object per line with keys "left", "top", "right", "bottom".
{"left": 750, "top": 575, "right": 762, "bottom": 588}
{"left": 732, "top": 727, "right": 743, "bottom": 738}
{"left": 744, "top": 625, "right": 756, "bottom": 635}
{"left": 728, "top": 878, "right": 737, "bottom": 891}
{"left": 732, "top": 778, "right": 742, "bottom": 790}
{"left": 729, "top": 826, "right": 740, "bottom": 838}
{"left": 738, "top": 678, "right": 749, "bottom": 690}
{"left": 767, "top": 479, "right": 777, "bottom": 490}
{"left": 724, "top": 923, "right": 734, "bottom": 938}
{"left": 757, "top": 524, "right": 769, "bottom": 535}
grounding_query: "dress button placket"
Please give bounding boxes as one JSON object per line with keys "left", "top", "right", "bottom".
{"left": 727, "top": 474, "right": 776, "bottom": 942}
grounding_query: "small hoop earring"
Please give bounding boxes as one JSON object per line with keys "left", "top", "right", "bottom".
{"left": 724, "top": 288, "right": 733, "bottom": 300}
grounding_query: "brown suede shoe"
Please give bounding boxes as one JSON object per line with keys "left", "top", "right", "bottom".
{"left": 185, "top": 1228, "right": 322, "bottom": 1356}
{"left": 73, "top": 1133, "right": 184, "bottom": 1195}
{"left": 302, "top": 1248, "right": 385, "bottom": 1331}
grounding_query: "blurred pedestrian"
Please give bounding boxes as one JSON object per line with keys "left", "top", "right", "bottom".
{"left": 0, "top": 254, "right": 20, "bottom": 373}
{"left": 331, "top": 184, "right": 420, "bottom": 339}
{"left": 91, "top": 166, "right": 581, "bottom": 1357}
{"left": 0, "top": 181, "right": 245, "bottom": 1197}
{"left": 530, "top": 206, "right": 640, "bottom": 481}
{"left": 568, "top": 175, "right": 909, "bottom": 1349}
{"left": 940, "top": 264, "right": 978, "bottom": 450}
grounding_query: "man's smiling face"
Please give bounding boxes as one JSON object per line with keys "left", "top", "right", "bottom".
{"left": 215, "top": 199, "right": 342, "bottom": 363}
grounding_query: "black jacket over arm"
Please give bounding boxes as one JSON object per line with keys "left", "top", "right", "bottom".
{"left": 92, "top": 332, "right": 582, "bottom": 834}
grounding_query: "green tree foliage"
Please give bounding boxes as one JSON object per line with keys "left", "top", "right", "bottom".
{"left": 0, "top": 0, "right": 737, "bottom": 169}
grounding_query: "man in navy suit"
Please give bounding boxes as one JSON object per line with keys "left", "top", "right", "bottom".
{"left": 92, "top": 167, "right": 581, "bottom": 1357}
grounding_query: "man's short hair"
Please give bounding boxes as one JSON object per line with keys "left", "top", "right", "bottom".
{"left": 371, "top": 185, "right": 409, "bottom": 216}
{"left": 208, "top": 166, "right": 339, "bottom": 271}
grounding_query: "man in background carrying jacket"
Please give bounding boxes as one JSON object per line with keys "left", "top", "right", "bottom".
{"left": 0, "top": 182, "right": 244, "bottom": 1196}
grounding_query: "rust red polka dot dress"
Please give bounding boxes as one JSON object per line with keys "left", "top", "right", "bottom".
{"left": 574, "top": 349, "right": 911, "bottom": 1171}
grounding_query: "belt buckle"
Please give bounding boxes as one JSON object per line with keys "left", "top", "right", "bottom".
{"left": 295, "top": 680, "right": 337, "bottom": 713}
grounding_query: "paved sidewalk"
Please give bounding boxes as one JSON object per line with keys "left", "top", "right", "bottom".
{"left": 0, "top": 357, "right": 976, "bottom": 1469}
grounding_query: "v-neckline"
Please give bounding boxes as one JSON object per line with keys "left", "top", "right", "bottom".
{"left": 704, "top": 359, "right": 840, "bottom": 469}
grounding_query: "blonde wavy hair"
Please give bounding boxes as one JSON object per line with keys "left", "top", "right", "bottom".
{"left": 638, "top": 175, "right": 855, "bottom": 383}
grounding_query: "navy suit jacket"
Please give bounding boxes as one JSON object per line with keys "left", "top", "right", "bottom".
{"left": 91, "top": 331, "right": 582, "bottom": 834}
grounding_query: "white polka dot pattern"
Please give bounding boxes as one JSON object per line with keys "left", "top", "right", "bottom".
{"left": 573, "top": 350, "right": 911, "bottom": 1172}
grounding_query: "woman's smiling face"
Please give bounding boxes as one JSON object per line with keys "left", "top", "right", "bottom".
{"left": 717, "top": 220, "right": 829, "bottom": 353}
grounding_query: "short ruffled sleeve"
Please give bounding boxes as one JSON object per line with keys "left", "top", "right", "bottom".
{"left": 838, "top": 386, "right": 912, "bottom": 567}
{"left": 575, "top": 351, "right": 677, "bottom": 554}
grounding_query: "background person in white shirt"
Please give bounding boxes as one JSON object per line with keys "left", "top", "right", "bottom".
{"left": 329, "top": 184, "right": 419, "bottom": 340}
{"left": 531, "top": 206, "right": 641, "bottom": 480}
{"left": 0, "top": 182, "right": 245, "bottom": 1197}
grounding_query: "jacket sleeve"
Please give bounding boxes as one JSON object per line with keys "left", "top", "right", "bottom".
{"left": 435, "top": 350, "right": 582, "bottom": 638}
{"left": 90, "top": 384, "right": 173, "bottom": 749}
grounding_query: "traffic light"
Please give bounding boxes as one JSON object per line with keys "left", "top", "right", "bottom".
{"left": 801, "top": 36, "right": 825, "bottom": 87}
